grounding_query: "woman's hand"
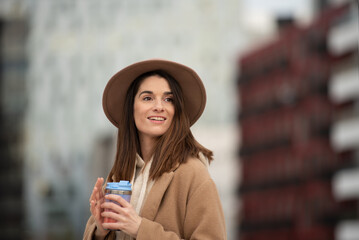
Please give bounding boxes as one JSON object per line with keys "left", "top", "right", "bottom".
{"left": 89, "top": 177, "right": 109, "bottom": 238}
{"left": 101, "top": 194, "right": 142, "bottom": 238}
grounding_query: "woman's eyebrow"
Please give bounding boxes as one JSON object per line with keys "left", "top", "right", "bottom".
{"left": 139, "top": 90, "right": 153, "bottom": 96}
{"left": 163, "top": 91, "right": 173, "bottom": 95}
{"left": 139, "top": 90, "right": 173, "bottom": 96}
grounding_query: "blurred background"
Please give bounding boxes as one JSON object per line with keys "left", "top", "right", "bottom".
{"left": 0, "top": 0, "right": 357, "bottom": 239}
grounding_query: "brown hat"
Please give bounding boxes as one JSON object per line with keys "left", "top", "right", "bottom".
{"left": 102, "top": 59, "right": 206, "bottom": 128}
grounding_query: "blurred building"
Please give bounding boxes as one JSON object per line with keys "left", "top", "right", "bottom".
{"left": 0, "top": 18, "right": 28, "bottom": 240}
{"left": 237, "top": 0, "right": 358, "bottom": 239}
{"left": 329, "top": 0, "right": 359, "bottom": 239}
{"left": 1, "top": 0, "right": 243, "bottom": 239}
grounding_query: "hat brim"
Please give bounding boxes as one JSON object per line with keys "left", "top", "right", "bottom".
{"left": 102, "top": 59, "right": 206, "bottom": 128}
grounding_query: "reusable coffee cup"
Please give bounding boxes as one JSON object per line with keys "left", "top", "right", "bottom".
{"left": 104, "top": 181, "right": 132, "bottom": 225}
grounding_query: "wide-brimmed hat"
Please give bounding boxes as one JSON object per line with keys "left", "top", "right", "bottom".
{"left": 102, "top": 59, "right": 206, "bottom": 128}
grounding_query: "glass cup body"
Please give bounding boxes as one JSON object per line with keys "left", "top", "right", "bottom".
{"left": 103, "top": 189, "right": 132, "bottom": 224}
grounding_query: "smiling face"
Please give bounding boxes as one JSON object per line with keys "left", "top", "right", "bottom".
{"left": 134, "top": 75, "right": 175, "bottom": 144}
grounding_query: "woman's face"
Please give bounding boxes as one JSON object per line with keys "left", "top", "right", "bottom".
{"left": 134, "top": 75, "right": 175, "bottom": 142}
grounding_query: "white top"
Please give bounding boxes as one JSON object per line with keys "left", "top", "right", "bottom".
{"left": 116, "top": 154, "right": 154, "bottom": 240}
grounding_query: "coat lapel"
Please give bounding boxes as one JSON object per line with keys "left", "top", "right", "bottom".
{"left": 140, "top": 171, "right": 174, "bottom": 221}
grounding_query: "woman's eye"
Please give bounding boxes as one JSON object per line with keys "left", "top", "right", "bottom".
{"left": 143, "top": 96, "right": 152, "bottom": 101}
{"left": 164, "top": 97, "right": 173, "bottom": 103}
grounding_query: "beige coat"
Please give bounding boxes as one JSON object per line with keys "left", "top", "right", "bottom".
{"left": 83, "top": 157, "right": 227, "bottom": 240}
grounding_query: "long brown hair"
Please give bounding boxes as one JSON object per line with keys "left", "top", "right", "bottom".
{"left": 108, "top": 70, "right": 213, "bottom": 182}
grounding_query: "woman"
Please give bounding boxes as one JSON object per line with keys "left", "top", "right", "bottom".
{"left": 83, "top": 59, "right": 226, "bottom": 240}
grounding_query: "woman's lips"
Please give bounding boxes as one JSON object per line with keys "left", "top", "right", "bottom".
{"left": 148, "top": 116, "right": 166, "bottom": 121}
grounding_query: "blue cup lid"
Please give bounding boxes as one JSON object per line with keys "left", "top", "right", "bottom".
{"left": 106, "top": 180, "right": 132, "bottom": 191}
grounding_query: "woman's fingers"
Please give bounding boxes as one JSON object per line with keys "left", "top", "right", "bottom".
{"left": 95, "top": 178, "right": 104, "bottom": 192}
{"left": 90, "top": 178, "right": 104, "bottom": 204}
{"left": 101, "top": 201, "right": 125, "bottom": 217}
{"left": 97, "top": 178, "right": 105, "bottom": 198}
{"left": 89, "top": 178, "right": 106, "bottom": 220}
{"left": 104, "top": 194, "right": 131, "bottom": 208}
{"left": 100, "top": 196, "right": 142, "bottom": 237}
{"left": 87, "top": 177, "right": 110, "bottom": 237}
{"left": 89, "top": 186, "right": 97, "bottom": 203}
{"left": 95, "top": 187, "right": 100, "bottom": 204}
{"left": 89, "top": 178, "right": 104, "bottom": 202}
{"left": 102, "top": 222, "right": 119, "bottom": 231}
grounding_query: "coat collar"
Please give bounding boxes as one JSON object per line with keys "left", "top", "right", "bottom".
{"left": 138, "top": 153, "right": 209, "bottom": 220}
{"left": 139, "top": 171, "right": 174, "bottom": 220}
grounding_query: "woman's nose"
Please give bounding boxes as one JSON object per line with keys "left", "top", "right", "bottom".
{"left": 153, "top": 99, "right": 164, "bottom": 112}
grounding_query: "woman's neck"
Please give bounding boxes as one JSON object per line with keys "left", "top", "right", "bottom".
{"left": 139, "top": 135, "right": 156, "bottom": 162}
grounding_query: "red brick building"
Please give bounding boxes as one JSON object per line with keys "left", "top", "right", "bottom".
{"left": 237, "top": 2, "right": 358, "bottom": 240}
